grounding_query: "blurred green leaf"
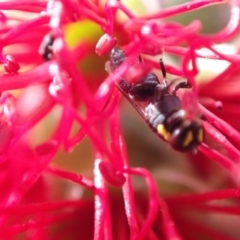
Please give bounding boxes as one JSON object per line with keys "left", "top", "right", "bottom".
{"left": 64, "top": 20, "right": 103, "bottom": 48}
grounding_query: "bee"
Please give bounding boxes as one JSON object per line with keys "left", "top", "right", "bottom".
{"left": 108, "top": 47, "right": 203, "bottom": 152}
{"left": 39, "top": 33, "right": 55, "bottom": 61}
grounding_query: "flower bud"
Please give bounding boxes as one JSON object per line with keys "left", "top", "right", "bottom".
{"left": 3, "top": 55, "right": 20, "bottom": 73}
{"left": 95, "top": 34, "right": 116, "bottom": 56}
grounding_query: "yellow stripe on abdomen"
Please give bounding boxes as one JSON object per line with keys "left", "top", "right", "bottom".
{"left": 182, "top": 131, "right": 193, "bottom": 147}
{"left": 157, "top": 124, "right": 171, "bottom": 141}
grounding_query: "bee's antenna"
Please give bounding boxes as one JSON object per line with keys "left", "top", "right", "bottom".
{"left": 159, "top": 58, "right": 166, "bottom": 79}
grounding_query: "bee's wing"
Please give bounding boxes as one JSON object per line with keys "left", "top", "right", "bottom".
{"left": 116, "top": 79, "right": 150, "bottom": 120}
{"left": 107, "top": 47, "right": 151, "bottom": 121}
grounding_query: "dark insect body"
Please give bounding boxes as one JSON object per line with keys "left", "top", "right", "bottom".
{"left": 39, "top": 33, "right": 55, "bottom": 61}
{"left": 108, "top": 47, "right": 203, "bottom": 152}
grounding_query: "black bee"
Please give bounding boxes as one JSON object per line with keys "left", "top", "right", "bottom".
{"left": 108, "top": 47, "right": 203, "bottom": 152}
{"left": 39, "top": 33, "right": 55, "bottom": 61}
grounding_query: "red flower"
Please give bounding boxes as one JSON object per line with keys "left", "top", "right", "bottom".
{"left": 0, "top": 0, "right": 240, "bottom": 239}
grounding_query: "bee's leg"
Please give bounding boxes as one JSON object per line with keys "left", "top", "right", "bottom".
{"left": 158, "top": 58, "right": 169, "bottom": 91}
{"left": 172, "top": 81, "right": 191, "bottom": 94}
{"left": 159, "top": 58, "right": 166, "bottom": 78}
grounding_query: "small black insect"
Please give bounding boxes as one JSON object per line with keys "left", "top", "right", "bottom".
{"left": 108, "top": 47, "right": 203, "bottom": 152}
{"left": 39, "top": 33, "right": 55, "bottom": 61}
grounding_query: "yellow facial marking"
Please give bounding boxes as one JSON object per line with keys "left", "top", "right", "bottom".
{"left": 198, "top": 128, "right": 204, "bottom": 142}
{"left": 157, "top": 124, "right": 171, "bottom": 141}
{"left": 183, "top": 131, "right": 193, "bottom": 147}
